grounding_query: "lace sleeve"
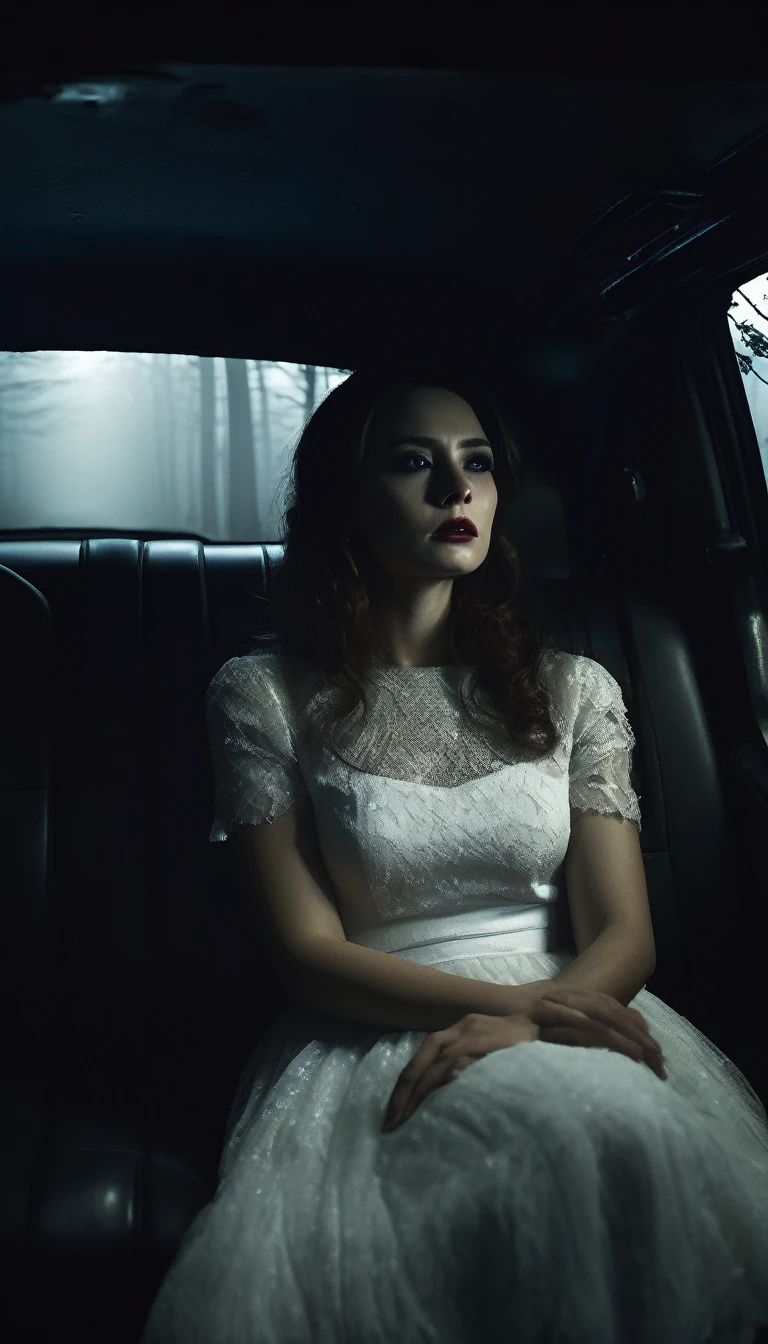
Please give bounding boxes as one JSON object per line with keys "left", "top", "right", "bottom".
{"left": 569, "top": 658, "right": 642, "bottom": 835}
{"left": 205, "top": 655, "right": 309, "bottom": 841}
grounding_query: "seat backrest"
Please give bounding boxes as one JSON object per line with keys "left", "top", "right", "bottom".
{"left": 0, "top": 468, "right": 754, "bottom": 1139}
{"left": 0, "top": 564, "right": 57, "bottom": 1074}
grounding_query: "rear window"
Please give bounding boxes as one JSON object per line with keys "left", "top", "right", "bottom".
{"left": 0, "top": 352, "right": 351, "bottom": 541}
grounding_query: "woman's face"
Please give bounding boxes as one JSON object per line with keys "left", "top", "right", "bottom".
{"left": 353, "top": 384, "right": 499, "bottom": 587}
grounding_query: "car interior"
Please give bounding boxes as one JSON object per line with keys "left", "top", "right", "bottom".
{"left": 2, "top": 10, "right": 768, "bottom": 1344}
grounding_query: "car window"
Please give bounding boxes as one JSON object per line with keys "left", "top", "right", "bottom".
{"left": 0, "top": 352, "right": 352, "bottom": 541}
{"left": 727, "top": 275, "right": 768, "bottom": 492}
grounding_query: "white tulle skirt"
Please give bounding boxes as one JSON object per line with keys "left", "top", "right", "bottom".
{"left": 139, "top": 941, "right": 768, "bottom": 1344}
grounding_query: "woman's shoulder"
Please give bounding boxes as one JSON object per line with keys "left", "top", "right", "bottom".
{"left": 205, "top": 648, "right": 292, "bottom": 703}
{"left": 537, "top": 645, "right": 581, "bottom": 681}
{"left": 206, "top": 646, "right": 323, "bottom": 711}
{"left": 535, "top": 646, "right": 597, "bottom": 720}
{"left": 538, "top": 645, "right": 610, "bottom": 679}
{"left": 537, "top": 647, "right": 626, "bottom": 716}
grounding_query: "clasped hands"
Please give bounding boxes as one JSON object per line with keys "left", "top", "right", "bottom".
{"left": 382, "top": 984, "right": 667, "bottom": 1133}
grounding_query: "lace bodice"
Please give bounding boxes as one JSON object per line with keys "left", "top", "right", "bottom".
{"left": 204, "top": 648, "right": 641, "bottom": 947}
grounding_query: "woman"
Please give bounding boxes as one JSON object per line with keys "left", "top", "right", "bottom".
{"left": 140, "top": 363, "right": 768, "bottom": 1343}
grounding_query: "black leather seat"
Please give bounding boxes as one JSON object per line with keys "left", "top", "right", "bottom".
{"left": 1, "top": 482, "right": 766, "bottom": 1340}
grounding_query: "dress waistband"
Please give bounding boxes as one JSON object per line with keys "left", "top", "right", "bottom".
{"left": 347, "top": 903, "right": 556, "bottom": 961}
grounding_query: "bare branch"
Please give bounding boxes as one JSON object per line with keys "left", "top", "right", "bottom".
{"left": 727, "top": 311, "right": 768, "bottom": 385}
{"left": 735, "top": 284, "right": 768, "bottom": 326}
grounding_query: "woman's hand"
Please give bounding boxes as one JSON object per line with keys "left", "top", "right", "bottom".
{"left": 382, "top": 989, "right": 666, "bottom": 1133}
{"left": 382, "top": 1012, "right": 537, "bottom": 1133}
{"left": 527, "top": 987, "right": 667, "bottom": 1081}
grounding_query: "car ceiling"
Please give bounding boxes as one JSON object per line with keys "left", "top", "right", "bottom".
{"left": 3, "top": 12, "right": 768, "bottom": 368}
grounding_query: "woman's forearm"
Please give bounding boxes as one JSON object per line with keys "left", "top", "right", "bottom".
{"left": 546, "top": 922, "right": 656, "bottom": 1007}
{"left": 282, "top": 935, "right": 549, "bottom": 1031}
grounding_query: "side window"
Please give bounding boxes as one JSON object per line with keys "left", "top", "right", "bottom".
{"left": 727, "top": 276, "right": 768, "bottom": 487}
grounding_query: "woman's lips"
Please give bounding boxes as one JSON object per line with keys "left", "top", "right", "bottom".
{"left": 431, "top": 531, "right": 475, "bottom": 542}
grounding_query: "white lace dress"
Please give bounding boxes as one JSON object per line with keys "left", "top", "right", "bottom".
{"left": 139, "top": 648, "right": 768, "bottom": 1344}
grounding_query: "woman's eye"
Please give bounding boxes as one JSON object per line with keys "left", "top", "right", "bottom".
{"left": 399, "top": 453, "right": 494, "bottom": 472}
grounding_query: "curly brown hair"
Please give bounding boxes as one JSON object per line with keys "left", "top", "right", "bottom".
{"left": 250, "top": 362, "right": 563, "bottom": 761}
